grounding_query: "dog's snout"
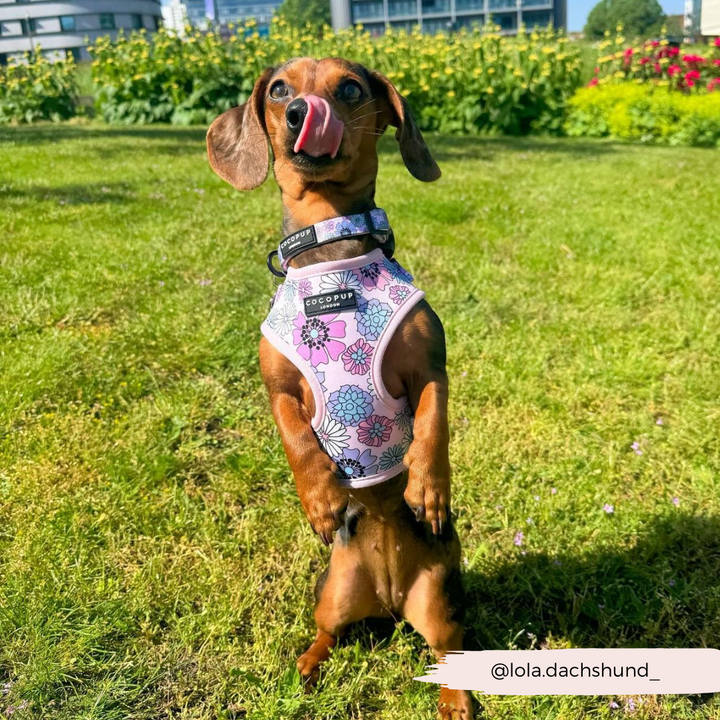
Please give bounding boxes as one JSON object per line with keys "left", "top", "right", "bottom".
{"left": 286, "top": 98, "right": 308, "bottom": 133}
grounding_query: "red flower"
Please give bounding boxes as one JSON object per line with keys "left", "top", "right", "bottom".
{"left": 714, "top": 59, "right": 720, "bottom": 67}
{"left": 709, "top": 80, "right": 717, "bottom": 92}
{"left": 588, "top": 77, "right": 599, "bottom": 87}
{"left": 639, "top": 57, "right": 650, "bottom": 65}
{"left": 654, "top": 62, "right": 662, "bottom": 73}
{"left": 683, "top": 54, "right": 705, "bottom": 64}
{"left": 651, "top": 40, "right": 660, "bottom": 47}
{"left": 685, "top": 69, "right": 701, "bottom": 81}
{"left": 668, "top": 64, "right": 681, "bottom": 76}
{"left": 668, "top": 46, "right": 680, "bottom": 57}
{"left": 715, "top": 37, "right": 720, "bottom": 48}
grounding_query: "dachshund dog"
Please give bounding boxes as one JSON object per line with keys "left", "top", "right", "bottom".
{"left": 207, "top": 57, "right": 473, "bottom": 719}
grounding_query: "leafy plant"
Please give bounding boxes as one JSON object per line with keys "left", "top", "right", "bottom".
{"left": 0, "top": 49, "right": 77, "bottom": 124}
{"left": 565, "top": 83, "right": 720, "bottom": 146}
{"left": 90, "top": 20, "right": 582, "bottom": 134}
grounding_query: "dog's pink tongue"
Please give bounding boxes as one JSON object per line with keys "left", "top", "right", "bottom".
{"left": 294, "top": 95, "right": 344, "bottom": 158}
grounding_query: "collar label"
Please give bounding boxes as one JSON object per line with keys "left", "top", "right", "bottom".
{"left": 304, "top": 290, "right": 358, "bottom": 317}
{"left": 279, "top": 225, "right": 317, "bottom": 262}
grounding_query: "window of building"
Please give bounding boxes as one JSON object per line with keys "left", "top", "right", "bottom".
{"left": 422, "top": 0, "right": 451, "bottom": 13}
{"left": 456, "top": 0, "right": 483, "bottom": 10}
{"left": 389, "top": 1, "right": 417, "bottom": 17}
{"left": 99, "top": 14, "right": 115, "bottom": 30}
{"left": 131, "top": 14, "right": 144, "bottom": 30}
{"left": 60, "top": 16, "right": 76, "bottom": 32}
{"left": 352, "top": 1, "right": 384, "bottom": 22}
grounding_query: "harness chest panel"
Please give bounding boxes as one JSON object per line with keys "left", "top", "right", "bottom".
{"left": 261, "top": 249, "right": 424, "bottom": 488}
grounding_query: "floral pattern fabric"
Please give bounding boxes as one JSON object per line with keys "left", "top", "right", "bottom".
{"left": 261, "top": 249, "right": 423, "bottom": 488}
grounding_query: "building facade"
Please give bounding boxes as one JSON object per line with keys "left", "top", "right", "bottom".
{"left": 184, "top": 0, "right": 280, "bottom": 33}
{"left": 0, "top": 0, "right": 162, "bottom": 63}
{"left": 162, "top": 0, "right": 189, "bottom": 36}
{"left": 330, "top": 0, "right": 566, "bottom": 35}
{"left": 685, "top": 0, "right": 720, "bottom": 36}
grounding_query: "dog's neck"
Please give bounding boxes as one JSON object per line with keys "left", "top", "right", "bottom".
{"left": 279, "top": 178, "right": 382, "bottom": 270}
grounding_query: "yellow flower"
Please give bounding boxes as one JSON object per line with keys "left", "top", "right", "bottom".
{"left": 447, "top": 90, "right": 455, "bottom": 97}
{"left": 486, "top": 86, "right": 495, "bottom": 94}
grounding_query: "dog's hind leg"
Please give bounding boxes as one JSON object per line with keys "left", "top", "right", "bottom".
{"left": 403, "top": 563, "right": 474, "bottom": 720}
{"left": 297, "top": 542, "right": 380, "bottom": 686}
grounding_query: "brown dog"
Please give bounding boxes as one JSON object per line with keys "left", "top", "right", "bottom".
{"left": 207, "top": 57, "right": 472, "bottom": 719}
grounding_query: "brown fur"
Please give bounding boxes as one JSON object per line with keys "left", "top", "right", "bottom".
{"left": 207, "top": 57, "right": 472, "bottom": 719}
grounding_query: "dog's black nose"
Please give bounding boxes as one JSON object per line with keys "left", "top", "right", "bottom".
{"left": 286, "top": 98, "right": 308, "bottom": 133}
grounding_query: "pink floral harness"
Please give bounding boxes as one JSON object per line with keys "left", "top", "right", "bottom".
{"left": 261, "top": 248, "right": 425, "bottom": 488}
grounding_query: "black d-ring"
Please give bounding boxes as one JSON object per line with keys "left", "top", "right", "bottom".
{"left": 266, "top": 250, "right": 286, "bottom": 278}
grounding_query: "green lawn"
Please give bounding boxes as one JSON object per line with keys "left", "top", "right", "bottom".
{"left": 1, "top": 125, "right": 719, "bottom": 720}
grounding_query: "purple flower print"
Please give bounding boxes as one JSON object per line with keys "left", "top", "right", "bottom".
{"left": 358, "top": 261, "right": 391, "bottom": 291}
{"left": 355, "top": 298, "right": 392, "bottom": 341}
{"left": 327, "top": 384, "right": 374, "bottom": 426}
{"left": 357, "top": 414, "right": 393, "bottom": 447}
{"left": 334, "top": 447, "right": 378, "bottom": 481}
{"left": 319, "top": 270, "right": 362, "bottom": 293}
{"left": 292, "top": 312, "right": 346, "bottom": 367}
{"left": 342, "top": 338, "right": 374, "bottom": 375}
{"left": 297, "top": 279, "right": 312, "bottom": 298}
{"left": 389, "top": 285, "right": 411, "bottom": 305}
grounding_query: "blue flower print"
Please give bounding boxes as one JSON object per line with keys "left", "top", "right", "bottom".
{"left": 327, "top": 384, "right": 374, "bottom": 426}
{"left": 355, "top": 298, "right": 392, "bottom": 341}
{"left": 282, "top": 279, "right": 297, "bottom": 302}
{"left": 378, "top": 444, "right": 407, "bottom": 471}
{"left": 337, "top": 219, "right": 354, "bottom": 236}
{"left": 334, "top": 447, "right": 378, "bottom": 481}
{"left": 384, "top": 258, "right": 414, "bottom": 283}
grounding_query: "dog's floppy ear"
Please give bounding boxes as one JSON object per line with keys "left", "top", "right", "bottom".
{"left": 206, "top": 68, "right": 274, "bottom": 191}
{"left": 370, "top": 71, "right": 441, "bottom": 183}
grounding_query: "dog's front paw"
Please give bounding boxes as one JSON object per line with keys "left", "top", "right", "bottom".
{"left": 404, "top": 470, "right": 449, "bottom": 536}
{"left": 297, "top": 458, "right": 349, "bottom": 545}
{"left": 438, "top": 688, "right": 473, "bottom": 719}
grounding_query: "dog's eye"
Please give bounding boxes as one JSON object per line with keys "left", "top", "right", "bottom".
{"left": 339, "top": 80, "right": 363, "bottom": 102}
{"left": 270, "top": 80, "right": 290, "bottom": 100}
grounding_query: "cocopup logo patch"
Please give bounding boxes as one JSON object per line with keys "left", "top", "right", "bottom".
{"left": 279, "top": 226, "right": 317, "bottom": 262}
{"left": 304, "top": 291, "right": 358, "bottom": 317}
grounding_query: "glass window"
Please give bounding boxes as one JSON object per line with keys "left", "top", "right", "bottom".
{"left": 456, "top": 0, "right": 483, "bottom": 9}
{"left": 60, "top": 16, "right": 76, "bottom": 32}
{"left": 131, "top": 14, "right": 144, "bottom": 30}
{"left": 389, "top": 1, "right": 417, "bottom": 17}
{"left": 352, "top": 1, "right": 384, "bottom": 21}
{"left": 422, "top": 0, "right": 450, "bottom": 12}
{"left": 99, "top": 14, "right": 115, "bottom": 30}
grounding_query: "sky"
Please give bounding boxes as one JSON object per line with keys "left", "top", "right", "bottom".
{"left": 161, "top": 0, "right": 688, "bottom": 33}
{"left": 567, "top": 0, "right": 685, "bottom": 31}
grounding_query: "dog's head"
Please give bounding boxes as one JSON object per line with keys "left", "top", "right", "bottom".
{"left": 206, "top": 57, "right": 440, "bottom": 194}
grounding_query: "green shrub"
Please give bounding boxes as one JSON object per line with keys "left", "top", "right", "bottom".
{"left": 90, "top": 20, "right": 582, "bottom": 133}
{"left": 0, "top": 49, "right": 77, "bottom": 124}
{"left": 566, "top": 84, "right": 720, "bottom": 146}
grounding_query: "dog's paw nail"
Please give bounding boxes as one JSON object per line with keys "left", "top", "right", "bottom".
{"left": 320, "top": 532, "right": 331, "bottom": 546}
{"left": 438, "top": 518, "right": 444, "bottom": 534}
{"left": 414, "top": 505, "right": 425, "bottom": 521}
